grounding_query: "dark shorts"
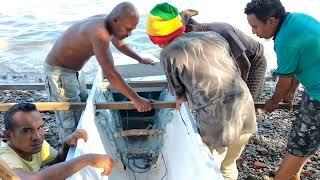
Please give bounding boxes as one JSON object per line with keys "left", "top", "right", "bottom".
{"left": 287, "top": 92, "right": 320, "bottom": 157}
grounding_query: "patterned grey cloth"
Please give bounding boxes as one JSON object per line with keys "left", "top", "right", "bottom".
{"left": 160, "top": 32, "right": 257, "bottom": 147}
{"left": 44, "top": 63, "right": 87, "bottom": 143}
{"left": 247, "top": 56, "right": 267, "bottom": 101}
{"left": 287, "top": 92, "right": 320, "bottom": 156}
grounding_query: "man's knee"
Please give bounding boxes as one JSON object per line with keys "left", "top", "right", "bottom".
{"left": 275, "top": 154, "right": 309, "bottom": 180}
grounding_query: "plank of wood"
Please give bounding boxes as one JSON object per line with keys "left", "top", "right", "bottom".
{"left": 0, "top": 83, "right": 45, "bottom": 90}
{"left": 115, "top": 62, "right": 165, "bottom": 78}
{"left": 0, "top": 101, "right": 177, "bottom": 112}
{"left": 113, "top": 129, "right": 162, "bottom": 137}
{"left": 0, "top": 80, "right": 168, "bottom": 91}
{"left": 254, "top": 102, "right": 301, "bottom": 110}
{"left": 0, "top": 101, "right": 300, "bottom": 112}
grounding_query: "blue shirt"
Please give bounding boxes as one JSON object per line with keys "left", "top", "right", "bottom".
{"left": 274, "top": 13, "right": 320, "bottom": 100}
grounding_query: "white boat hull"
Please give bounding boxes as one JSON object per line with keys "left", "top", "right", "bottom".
{"left": 66, "top": 68, "right": 223, "bottom": 180}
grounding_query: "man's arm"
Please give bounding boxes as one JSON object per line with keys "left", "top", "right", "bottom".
{"left": 282, "top": 76, "right": 299, "bottom": 105}
{"left": 160, "top": 53, "right": 186, "bottom": 99}
{"left": 111, "top": 37, "right": 154, "bottom": 65}
{"left": 235, "top": 53, "right": 250, "bottom": 81}
{"left": 14, "top": 154, "right": 114, "bottom": 180}
{"left": 0, "top": 158, "right": 19, "bottom": 180}
{"left": 264, "top": 76, "right": 294, "bottom": 112}
{"left": 219, "top": 28, "right": 250, "bottom": 81}
{"left": 91, "top": 30, "right": 151, "bottom": 112}
{"left": 47, "top": 129, "right": 88, "bottom": 165}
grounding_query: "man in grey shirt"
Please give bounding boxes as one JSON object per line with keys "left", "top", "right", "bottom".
{"left": 180, "top": 10, "right": 267, "bottom": 101}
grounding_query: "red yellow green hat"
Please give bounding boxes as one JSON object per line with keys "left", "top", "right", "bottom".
{"left": 147, "top": 2, "right": 185, "bottom": 44}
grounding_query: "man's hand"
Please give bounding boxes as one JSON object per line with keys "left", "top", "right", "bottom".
{"left": 176, "top": 95, "right": 187, "bottom": 109}
{"left": 88, "top": 154, "right": 114, "bottom": 176}
{"left": 139, "top": 58, "right": 155, "bottom": 65}
{"left": 132, "top": 96, "right": 152, "bottom": 112}
{"left": 264, "top": 99, "right": 280, "bottom": 113}
{"left": 282, "top": 92, "right": 295, "bottom": 110}
{"left": 64, "top": 129, "right": 88, "bottom": 147}
{"left": 186, "top": 24, "right": 202, "bottom": 32}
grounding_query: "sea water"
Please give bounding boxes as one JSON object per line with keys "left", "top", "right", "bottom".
{"left": 0, "top": 0, "right": 319, "bottom": 83}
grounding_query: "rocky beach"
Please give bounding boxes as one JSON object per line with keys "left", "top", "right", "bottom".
{"left": 0, "top": 81, "right": 319, "bottom": 179}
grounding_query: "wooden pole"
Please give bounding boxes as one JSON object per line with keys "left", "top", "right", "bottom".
{"left": 0, "top": 101, "right": 177, "bottom": 112}
{"left": 0, "top": 101, "right": 300, "bottom": 112}
{"left": 0, "top": 81, "right": 168, "bottom": 91}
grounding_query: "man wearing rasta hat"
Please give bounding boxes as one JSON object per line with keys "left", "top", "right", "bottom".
{"left": 147, "top": 2, "right": 257, "bottom": 179}
{"left": 146, "top": 3, "right": 185, "bottom": 45}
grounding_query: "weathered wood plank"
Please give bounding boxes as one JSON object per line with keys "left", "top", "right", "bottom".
{"left": 0, "top": 101, "right": 300, "bottom": 112}
{"left": 254, "top": 102, "right": 301, "bottom": 110}
{"left": 115, "top": 62, "right": 165, "bottom": 78}
{"left": 0, "top": 83, "right": 45, "bottom": 90}
{"left": 0, "top": 101, "right": 177, "bottom": 112}
{"left": 113, "top": 129, "right": 162, "bottom": 137}
{"left": 0, "top": 80, "right": 168, "bottom": 90}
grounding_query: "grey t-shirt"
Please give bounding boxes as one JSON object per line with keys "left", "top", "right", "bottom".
{"left": 160, "top": 32, "right": 257, "bottom": 147}
{"left": 204, "top": 22, "right": 264, "bottom": 63}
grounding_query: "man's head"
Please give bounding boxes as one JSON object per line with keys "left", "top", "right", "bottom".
{"left": 146, "top": 2, "right": 185, "bottom": 48}
{"left": 107, "top": 2, "right": 139, "bottom": 40}
{"left": 3, "top": 103, "right": 45, "bottom": 158}
{"left": 244, "top": 0, "right": 286, "bottom": 39}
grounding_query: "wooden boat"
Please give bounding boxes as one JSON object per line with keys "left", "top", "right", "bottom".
{"left": 65, "top": 64, "right": 224, "bottom": 180}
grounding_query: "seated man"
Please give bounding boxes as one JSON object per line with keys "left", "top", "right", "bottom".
{"left": 0, "top": 103, "right": 114, "bottom": 179}
{"left": 180, "top": 9, "right": 267, "bottom": 101}
{"left": 146, "top": 3, "right": 257, "bottom": 179}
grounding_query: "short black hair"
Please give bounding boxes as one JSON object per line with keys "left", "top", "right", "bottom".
{"left": 244, "top": 0, "right": 286, "bottom": 23}
{"left": 4, "top": 103, "right": 37, "bottom": 130}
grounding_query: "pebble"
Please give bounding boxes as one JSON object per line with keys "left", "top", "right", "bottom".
{"left": 257, "top": 148, "right": 269, "bottom": 155}
{"left": 254, "top": 161, "right": 266, "bottom": 169}
{"left": 303, "top": 171, "right": 313, "bottom": 177}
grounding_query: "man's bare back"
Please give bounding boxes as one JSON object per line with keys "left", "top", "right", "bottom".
{"left": 46, "top": 16, "right": 107, "bottom": 71}
{"left": 45, "top": 2, "right": 154, "bottom": 112}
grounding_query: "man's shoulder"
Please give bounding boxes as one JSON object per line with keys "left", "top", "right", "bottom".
{"left": 78, "top": 17, "right": 110, "bottom": 40}
{"left": 0, "top": 142, "right": 26, "bottom": 170}
{"left": 0, "top": 141, "right": 13, "bottom": 154}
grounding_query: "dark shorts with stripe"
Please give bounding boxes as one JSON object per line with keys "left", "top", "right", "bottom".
{"left": 287, "top": 92, "right": 320, "bottom": 157}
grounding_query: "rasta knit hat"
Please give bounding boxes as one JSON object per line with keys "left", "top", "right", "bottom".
{"left": 146, "top": 2, "right": 185, "bottom": 45}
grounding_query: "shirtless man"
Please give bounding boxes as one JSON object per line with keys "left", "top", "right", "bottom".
{"left": 45, "top": 2, "right": 153, "bottom": 143}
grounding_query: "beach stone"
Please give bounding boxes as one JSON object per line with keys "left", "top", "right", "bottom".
{"left": 258, "top": 148, "right": 269, "bottom": 155}
{"left": 310, "top": 155, "right": 318, "bottom": 161}
{"left": 246, "top": 175, "right": 259, "bottom": 180}
{"left": 303, "top": 171, "right": 312, "bottom": 177}
{"left": 254, "top": 161, "right": 266, "bottom": 169}
{"left": 237, "top": 158, "right": 244, "bottom": 165}
{"left": 263, "top": 175, "right": 272, "bottom": 180}
{"left": 268, "top": 169, "right": 277, "bottom": 177}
